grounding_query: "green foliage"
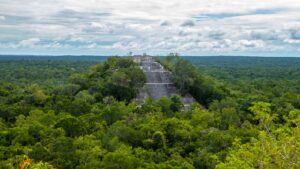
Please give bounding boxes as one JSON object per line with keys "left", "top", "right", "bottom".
{"left": 159, "top": 57, "right": 227, "bottom": 107}
{"left": 249, "top": 102, "right": 277, "bottom": 132}
{"left": 101, "top": 145, "right": 140, "bottom": 169}
{"left": 99, "top": 101, "right": 133, "bottom": 125}
{"left": 216, "top": 125, "right": 300, "bottom": 169}
{"left": 152, "top": 131, "right": 167, "bottom": 150}
{"left": 170, "top": 95, "right": 184, "bottom": 112}
{"left": 73, "top": 135, "right": 105, "bottom": 168}
{"left": 104, "top": 71, "right": 136, "bottom": 101}
{"left": 0, "top": 58, "right": 96, "bottom": 86}
{"left": 1, "top": 56, "right": 300, "bottom": 168}
{"left": 54, "top": 117, "right": 87, "bottom": 137}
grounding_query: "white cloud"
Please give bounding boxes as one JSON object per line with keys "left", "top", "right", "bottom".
{"left": 160, "top": 20, "right": 171, "bottom": 26}
{"left": 19, "top": 38, "right": 40, "bottom": 47}
{"left": 181, "top": 20, "right": 195, "bottom": 27}
{"left": 0, "top": 0, "right": 300, "bottom": 55}
{"left": 284, "top": 39, "right": 300, "bottom": 44}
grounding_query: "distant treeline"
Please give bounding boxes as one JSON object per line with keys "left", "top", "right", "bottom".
{"left": 0, "top": 55, "right": 108, "bottom": 62}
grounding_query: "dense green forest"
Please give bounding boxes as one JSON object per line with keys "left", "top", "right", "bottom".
{"left": 1, "top": 55, "right": 300, "bottom": 169}
{"left": 0, "top": 56, "right": 107, "bottom": 86}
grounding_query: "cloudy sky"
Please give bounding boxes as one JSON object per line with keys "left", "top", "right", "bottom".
{"left": 0, "top": 0, "right": 300, "bottom": 56}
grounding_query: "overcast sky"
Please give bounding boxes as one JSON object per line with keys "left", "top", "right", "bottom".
{"left": 0, "top": 0, "right": 300, "bottom": 56}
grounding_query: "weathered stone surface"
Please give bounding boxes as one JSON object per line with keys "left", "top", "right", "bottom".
{"left": 134, "top": 56, "right": 196, "bottom": 107}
